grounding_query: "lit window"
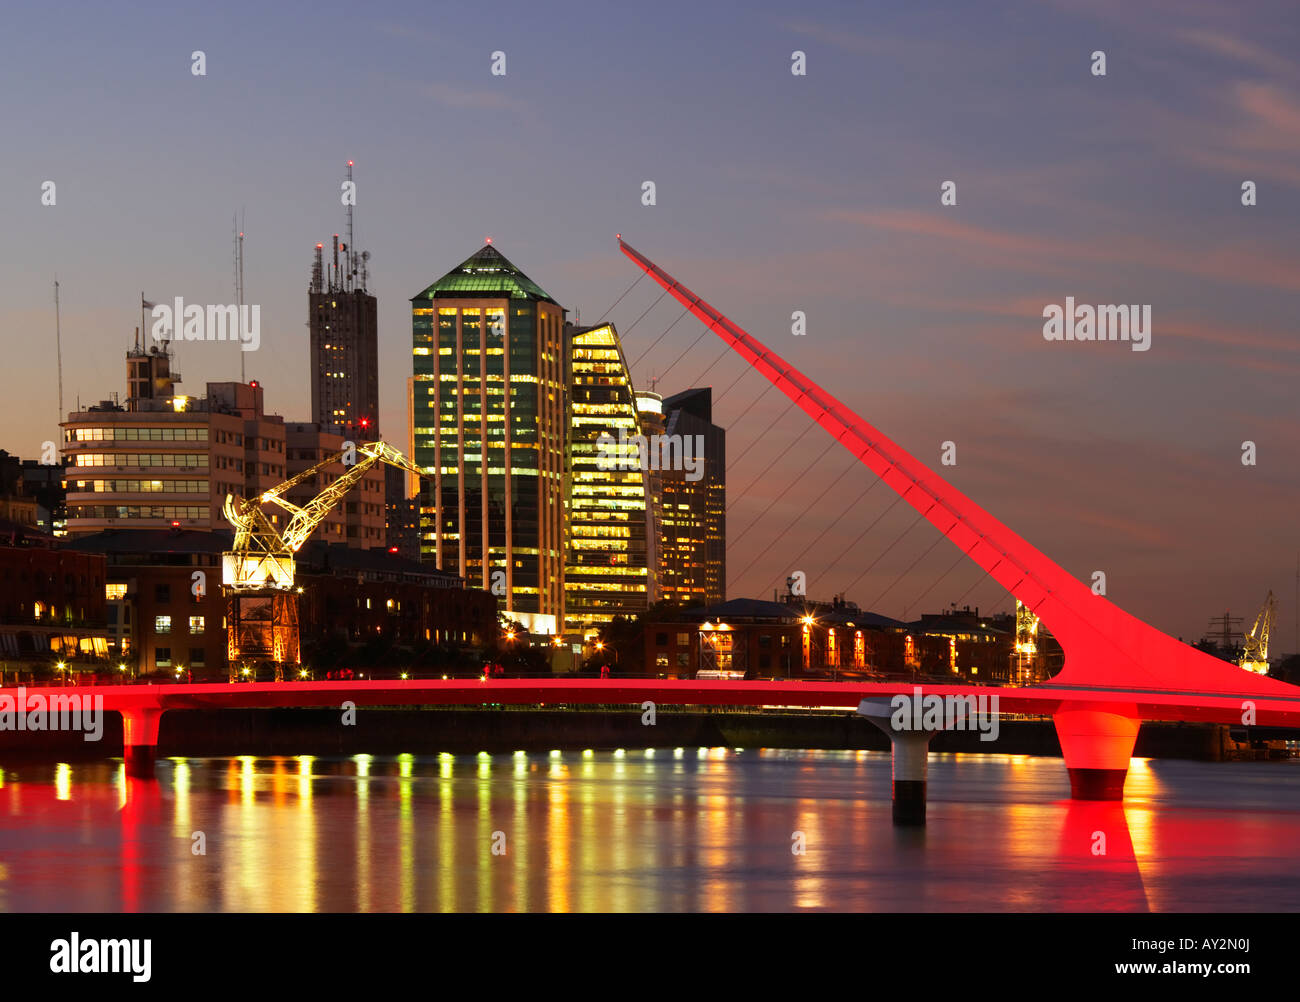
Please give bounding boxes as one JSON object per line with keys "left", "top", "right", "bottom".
{"left": 155, "top": 615, "right": 171, "bottom": 635}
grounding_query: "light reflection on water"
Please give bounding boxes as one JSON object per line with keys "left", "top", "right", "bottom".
{"left": 0, "top": 750, "right": 1297, "bottom": 913}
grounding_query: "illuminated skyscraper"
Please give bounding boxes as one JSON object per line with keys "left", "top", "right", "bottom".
{"left": 308, "top": 236, "right": 378, "bottom": 438}
{"left": 635, "top": 390, "right": 665, "bottom": 604}
{"left": 307, "top": 231, "right": 408, "bottom": 552}
{"left": 410, "top": 242, "right": 567, "bottom": 633}
{"left": 564, "top": 322, "right": 649, "bottom": 631}
{"left": 658, "top": 387, "right": 725, "bottom": 606}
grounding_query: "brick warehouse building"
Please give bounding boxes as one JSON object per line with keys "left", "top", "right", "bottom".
{"left": 0, "top": 522, "right": 110, "bottom": 673}
{"left": 295, "top": 542, "right": 497, "bottom": 651}
{"left": 64, "top": 529, "right": 497, "bottom": 678}
{"left": 642, "top": 597, "right": 1033, "bottom": 683}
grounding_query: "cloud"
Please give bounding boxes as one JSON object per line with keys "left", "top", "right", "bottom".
{"left": 1173, "top": 28, "right": 1296, "bottom": 78}
{"left": 824, "top": 209, "right": 1300, "bottom": 292}
{"left": 422, "top": 83, "right": 527, "bottom": 113}
{"left": 780, "top": 18, "right": 948, "bottom": 62}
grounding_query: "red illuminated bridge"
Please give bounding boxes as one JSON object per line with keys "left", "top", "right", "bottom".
{"left": 6, "top": 674, "right": 1300, "bottom": 786}
{"left": 8, "top": 240, "right": 1296, "bottom": 819}
{"left": 612, "top": 237, "right": 1300, "bottom": 807}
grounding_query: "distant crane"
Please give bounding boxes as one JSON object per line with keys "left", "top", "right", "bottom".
{"left": 221, "top": 441, "right": 425, "bottom": 676}
{"left": 1239, "top": 591, "right": 1276, "bottom": 674}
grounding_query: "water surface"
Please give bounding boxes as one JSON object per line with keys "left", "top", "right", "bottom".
{"left": 1, "top": 750, "right": 1297, "bottom": 912}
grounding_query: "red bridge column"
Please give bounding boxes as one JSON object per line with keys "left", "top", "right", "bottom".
{"left": 1053, "top": 704, "right": 1139, "bottom": 800}
{"left": 121, "top": 706, "right": 164, "bottom": 778}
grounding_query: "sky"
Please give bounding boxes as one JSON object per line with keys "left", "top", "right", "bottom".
{"left": 2, "top": 0, "right": 1297, "bottom": 648}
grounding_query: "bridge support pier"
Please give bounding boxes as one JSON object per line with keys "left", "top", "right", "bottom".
{"left": 1054, "top": 705, "right": 1139, "bottom": 801}
{"left": 857, "top": 697, "right": 950, "bottom": 825}
{"left": 121, "top": 707, "right": 164, "bottom": 779}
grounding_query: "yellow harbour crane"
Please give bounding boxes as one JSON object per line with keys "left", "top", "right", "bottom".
{"left": 221, "top": 441, "right": 425, "bottom": 676}
{"left": 1239, "top": 590, "right": 1276, "bottom": 675}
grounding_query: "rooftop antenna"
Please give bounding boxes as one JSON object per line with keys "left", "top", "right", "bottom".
{"left": 234, "top": 215, "right": 247, "bottom": 382}
{"left": 312, "top": 243, "right": 324, "bottom": 294}
{"left": 54, "top": 278, "right": 64, "bottom": 426}
{"left": 345, "top": 160, "right": 355, "bottom": 291}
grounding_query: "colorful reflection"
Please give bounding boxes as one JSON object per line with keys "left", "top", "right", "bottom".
{"left": 0, "top": 753, "right": 1294, "bottom": 912}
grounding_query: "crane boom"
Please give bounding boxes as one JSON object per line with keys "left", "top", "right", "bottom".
{"left": 1240, "top": 590, "right": 1276, "bottom": 674}
{"left": 222, "top": 440, "right": 424, "bottom": 590}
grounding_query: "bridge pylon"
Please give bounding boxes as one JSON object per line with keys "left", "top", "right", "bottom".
{"left": 121, "top": 704, "right": 163, "bottom": 779}
{"left": 858, "top": 696, "right": 971, "bottom": 824}
{"left": 1053, "top": 703, "right": 1140, "bottom": 800}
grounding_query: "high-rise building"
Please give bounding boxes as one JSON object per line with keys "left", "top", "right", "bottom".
{"left": 308, "top": 232, "right": 409, "bottom": 549}
{"left": 62, "top": 341, "right": 286, "bottom": 537}
{"left": 564, "top": 322, "right": 649, "bottom": 632}
{"left": 657, "top": 387, "right": 726, "bottom": 607}
{"left": 635, "top": 390, "right": 665, "bottom": 604}
{"left": 308, "top": 236, "right": 378, "bottom": 439}
{"left": 284, "top": 423, "right": 386, "bottom": 549}
{"left": 410, "top": 242, "right": 567, "bottom": 634}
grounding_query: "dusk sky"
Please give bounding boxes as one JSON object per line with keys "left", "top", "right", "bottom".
{"left": 4, "top": 0, "right": 1297, "bottom": 646}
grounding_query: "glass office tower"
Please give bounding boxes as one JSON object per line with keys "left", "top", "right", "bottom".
{"left": 410, "top": 243, "right": 566, "bottom": 633}
{"left": 564, "top": 322, "right": 649, "bottom": 632}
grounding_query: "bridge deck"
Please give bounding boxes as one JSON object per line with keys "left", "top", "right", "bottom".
{"left": 4, "top": 679, "right": 1298, "bottom": 728}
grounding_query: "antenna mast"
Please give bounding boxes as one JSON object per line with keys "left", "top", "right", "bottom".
{"left": 54, "top": 278, "right": 64, "bottom": 426}
{"left": 235, "top": 215, "right": 246, "bottom": 382}
{"left": 345, "top": 160, "right": 355, "bottom": 292}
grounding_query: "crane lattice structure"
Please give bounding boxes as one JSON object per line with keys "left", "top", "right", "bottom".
{"left": 221, "top": 441, "right": 425, "bottom": 674}
{"left": 1240, "top": 590, "right": 1276, "bottom": 675}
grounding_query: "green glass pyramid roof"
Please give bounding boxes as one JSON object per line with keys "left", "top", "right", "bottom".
{"left": 411, "top": 243, "right": 558, "bottom": 304}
